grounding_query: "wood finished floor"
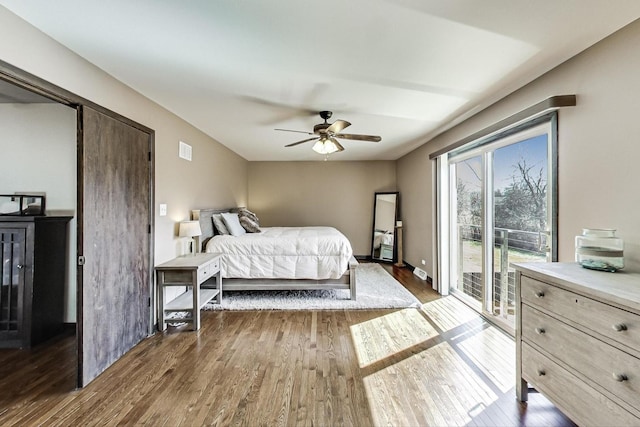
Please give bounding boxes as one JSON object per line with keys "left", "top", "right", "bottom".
{"left": 0, "top": 264, "right": 575, "bottom": 426}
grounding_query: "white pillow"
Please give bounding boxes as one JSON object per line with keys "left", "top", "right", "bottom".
{"left": 221, "top": 212, "right": 246, "bottom": 236}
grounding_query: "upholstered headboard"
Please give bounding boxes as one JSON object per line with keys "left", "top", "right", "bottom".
{"left": 191, "top": 207, "right": 239, "bottom": 251}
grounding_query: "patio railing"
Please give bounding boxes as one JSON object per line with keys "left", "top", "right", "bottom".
{"left": 456, "top": 224, "right": 548, "bottom": 318}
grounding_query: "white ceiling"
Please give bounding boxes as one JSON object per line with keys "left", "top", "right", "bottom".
{"left": 2, "top": 1, "right": 640, "bottom": 161}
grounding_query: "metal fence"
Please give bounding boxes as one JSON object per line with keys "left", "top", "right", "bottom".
{"left": 457, "top": 224, "right": 547, "bottom": 316}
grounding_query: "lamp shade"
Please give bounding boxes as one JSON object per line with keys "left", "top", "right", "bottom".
{"left": 178, "top": 220, "right": 202, "bottom": 237}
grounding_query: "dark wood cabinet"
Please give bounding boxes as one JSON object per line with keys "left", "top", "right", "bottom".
{"left": 0, "top": 215, "right": 72, "bottom": 348}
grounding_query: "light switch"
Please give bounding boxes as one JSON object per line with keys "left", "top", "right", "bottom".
{"left": 159, "top": 204, "right": 167, "bottom": 216}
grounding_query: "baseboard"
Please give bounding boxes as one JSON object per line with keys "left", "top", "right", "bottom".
{"left": 63, "top": 322, "right": 76, "bottom": 331}
{"left": 357, "top": 256, "right": 432, "bottom": 284}
{"left": 403, "top": 262, "right": 433, "bottom": 284}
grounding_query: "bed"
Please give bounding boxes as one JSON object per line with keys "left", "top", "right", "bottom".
{"left": 192, "top": 208, "right": 358, "bottom": 299}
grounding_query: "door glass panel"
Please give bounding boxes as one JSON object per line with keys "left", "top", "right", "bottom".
{"left": 451, "top": 155, "right": 483, "bottom": 308}
{"left": 446, "top": 122, "right": 554, "bottom": 333}
{"left": 1, "top": 229, "right": 25, "bottom": 332}
{"left": 490, "top": 135, "right": 549, "bottom": 324}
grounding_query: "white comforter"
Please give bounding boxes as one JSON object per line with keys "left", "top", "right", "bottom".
{"left": 205, "top": 226, "right": 353, "bottom": 280}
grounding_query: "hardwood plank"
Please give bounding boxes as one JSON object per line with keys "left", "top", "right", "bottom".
{"left": 0, "top": 263, "right": 575, "bottom": 426}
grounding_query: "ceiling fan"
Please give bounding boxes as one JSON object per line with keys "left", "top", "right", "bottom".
{"left": 276, "top": 111, "right": 381, "bottom": 155}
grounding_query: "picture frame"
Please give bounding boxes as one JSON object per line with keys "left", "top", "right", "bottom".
{"left": 0, "top": 194, "right": 46, "bottom": 216}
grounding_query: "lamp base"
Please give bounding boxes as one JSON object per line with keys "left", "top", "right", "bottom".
{"left": 182, "top": 237, "right": 196, "bottom": 256}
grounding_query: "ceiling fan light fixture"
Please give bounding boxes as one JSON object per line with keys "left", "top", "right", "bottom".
{"left": 280, "top": 111, "right": 381, "bottom": 155}
{"left": 312, "top": 138, "right": 339, "bottom": 155}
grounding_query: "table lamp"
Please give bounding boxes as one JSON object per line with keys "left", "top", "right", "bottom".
{"left": 178, "top": 220, "right": 202, "bottom": 255}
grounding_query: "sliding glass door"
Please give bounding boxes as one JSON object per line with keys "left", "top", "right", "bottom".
{"left": 448, "top": 121, "right": 555, "bottom": 330}
{"left": 449, "top": 155, "right": 483, "bottom": 309}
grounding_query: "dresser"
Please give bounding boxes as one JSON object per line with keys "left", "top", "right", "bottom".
{"left": 515, "top": 262, "right": 640, "bottom": 426}
{"left": 0, "top": 215, "right": 72, "bottom": 348}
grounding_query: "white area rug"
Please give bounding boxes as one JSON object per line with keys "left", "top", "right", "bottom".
{"left": 204, "top": 263, "right": 420, "bottom": 311}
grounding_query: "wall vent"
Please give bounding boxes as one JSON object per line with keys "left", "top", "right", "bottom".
{"left": 413, "top": 267, "right": 428, "bottom": 281}
{"left": 179, "top": 141, "right": 192, "bottom": 161}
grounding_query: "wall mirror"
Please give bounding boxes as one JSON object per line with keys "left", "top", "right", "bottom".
{"left": 371, "top": 191, "right": 399, "bottom": 262}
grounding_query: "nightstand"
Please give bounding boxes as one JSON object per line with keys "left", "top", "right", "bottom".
{"left": 156, "top": 253, "right": 222, "bottom": 331}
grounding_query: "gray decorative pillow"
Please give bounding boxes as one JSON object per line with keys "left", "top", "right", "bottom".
{"left": 237, "top": 207, "right": 260, "bottom": 232}
{"left": 239, "top": 215, "right": 261, "bottom": 233}
{"left": 221, "top": 212, "right": 247, "bottom": 236}
{"left": 211, "top": 213, "right": 230, "bottom": 235}
{"left": 238, "top": 207, "right": 259, "bottom": 222}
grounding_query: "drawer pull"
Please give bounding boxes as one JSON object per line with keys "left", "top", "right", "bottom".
{"left": 535, "top": 291, "right": 545, "bottom": 298}
{"left": 537, "top": 370, "right": 546, "bottom": 376}
{"left": 613, "top": 373, "right": 628, "bottom": 382}
{"left": 16, "top": 264, "right": 24, "bottom": 270}
{"left": 612, "top": 323, "right": 628, "bottom": 332}
{"left": 535, "top": 327, "right": 546, "bottom": 335}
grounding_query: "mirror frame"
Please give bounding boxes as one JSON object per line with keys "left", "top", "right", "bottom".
{"left": 370, "top": 191, "right": 400, "bottom": 263}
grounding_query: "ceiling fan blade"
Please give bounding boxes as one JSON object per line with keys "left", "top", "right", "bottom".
{"left": 275, "top": 128, "right": 315, "bottom": 135}
{"left": 334, "top": 133, "right": 381, "bottom": 142}
{"left": 330, "top": 138, "right": 345, "bottom": 152}
{"left": 326, "top": 119, "right": 351, "bottom": 134}
{"left": 285, "top": 136, "right": 320, "bottom": 147}
{"left": 241, "top": 95, "right": 318, "bottom": 125}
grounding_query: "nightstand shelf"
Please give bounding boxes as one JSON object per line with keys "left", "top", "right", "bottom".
{"left": 156, "top": 253, "right": 222, "bottom": 331}
{"left": 164, "top": 288, "right": 219, "bottom": 312}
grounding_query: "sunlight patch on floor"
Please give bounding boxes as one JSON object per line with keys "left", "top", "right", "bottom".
{"left": 420, "top": 296, "right": 480, "bottom": 332}
{"left": 350, "top": 308, "right": 439, "bottom": 368}
{"left": 457, "top": 326, "right": 515, "bottom": 393}
{"left": 362, "top": 340, "right": 498, "bottom": 426}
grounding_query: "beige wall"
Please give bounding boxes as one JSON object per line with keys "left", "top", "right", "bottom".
{"left": 398, "top": 18, "right": 640, "bottom": 275}
{"left": 0, "top": 9, "right": 249, "bottom": 316}
{"left": 5, "top": 5, "right": 639, "bottom": 291}
{"left": 248, "top": 161, "right": 396, "bottom": 256}
{"left": 0, "top": 8, "right": 248, "bottom": 266}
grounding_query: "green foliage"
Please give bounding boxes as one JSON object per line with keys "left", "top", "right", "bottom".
{"left": 495, "top": 158, "right": 546, "bottom": 232}
{"left": 456, "top": 180, "right": 482, "bottom": 226}
{"left": 457, "top": 157, "right": 546, "bottom": 233}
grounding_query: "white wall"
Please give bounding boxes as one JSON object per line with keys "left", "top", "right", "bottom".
{"left": 0, "top": 103, "right": 77, "bottom": 321}
{"left": 398, "top": 18, "right": 640, "bottom": 275}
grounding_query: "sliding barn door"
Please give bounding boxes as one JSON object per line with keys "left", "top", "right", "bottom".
{"left": 77, "top": 106, "right": 152, "bottom": 387}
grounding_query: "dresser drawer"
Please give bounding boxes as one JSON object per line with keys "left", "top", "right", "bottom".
{"left": 522, "top": 342, "right": 638, "bottom": 426}
{"left": 197, "top": 258, "right": 220, "bottom": 283}
{"left": 522, "top": 304, "right": 640, "bottom": 411}
{"left": 521, "top": 275, "right": 640, "bottom": 353}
